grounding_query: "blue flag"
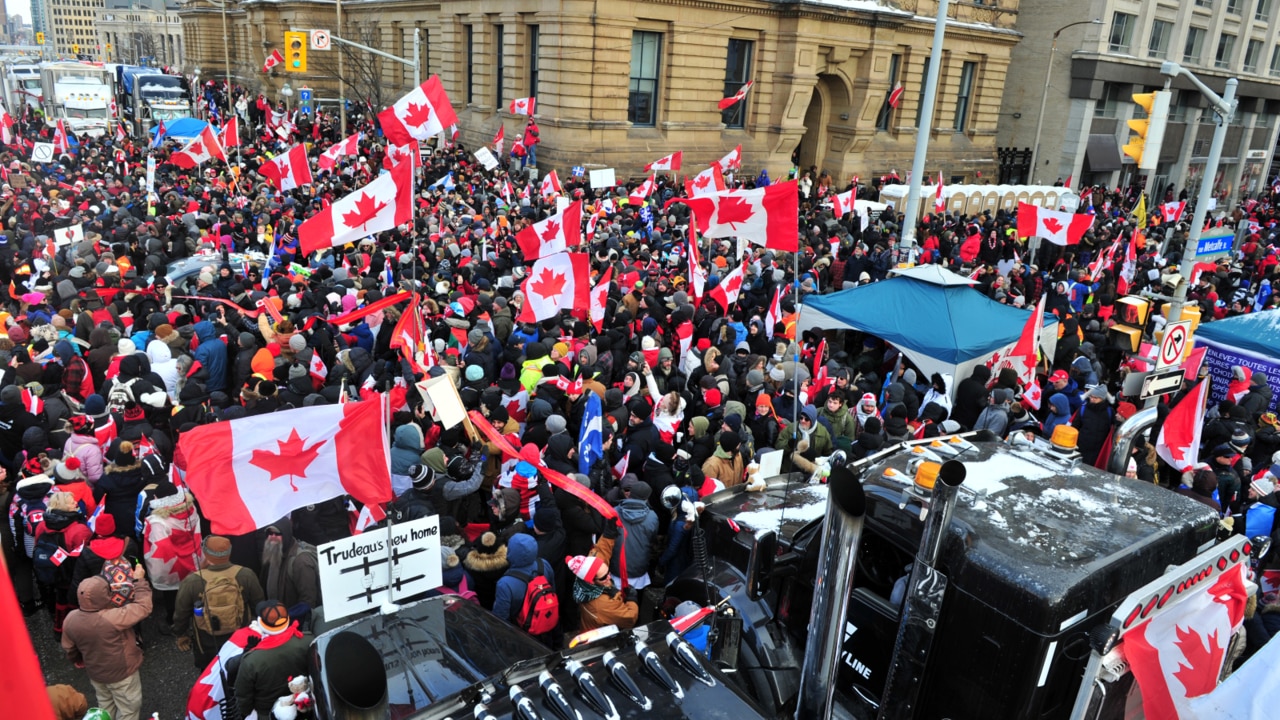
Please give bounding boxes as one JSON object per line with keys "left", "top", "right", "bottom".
{"left": 579, "top": 392, "right": 603, "bottom": 475}
{"left": 429, "top": 172, "right": 455, "bottom": 191}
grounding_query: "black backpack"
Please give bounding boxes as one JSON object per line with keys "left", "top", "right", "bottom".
{"left": 32, "top": 529, "right": 75, "bottom": 586}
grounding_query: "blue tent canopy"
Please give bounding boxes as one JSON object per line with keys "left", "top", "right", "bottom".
{"left": 1194, "top": 311, "right": 1280, "bottom": 359}
{"left": 149, "top": 118, "right": 207, "bottom": 141}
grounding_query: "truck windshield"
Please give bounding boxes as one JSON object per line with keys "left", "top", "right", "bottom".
{"left": 21, "top": 79, "right": 41, "bottom": 90}
{"left": 151, "top": 108, "right": 186, "bottom": 121}
{"left": 65, "top": 108, "right": 107, "bottom": 119}
{"left": 140, "top": 77, "right": 184, "bottom": 96}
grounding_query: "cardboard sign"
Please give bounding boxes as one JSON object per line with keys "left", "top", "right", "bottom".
{"left": 317, "top": 515, "right": 442, "bottom": 621}
{"left": 474, "top": 146, "right": 499, "bottom": 171}
{"left": 589, "top": 168, "right": 617, "bottom": 190}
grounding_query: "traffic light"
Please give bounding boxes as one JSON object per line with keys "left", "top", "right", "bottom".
{"left": 1122, "top": 90, "right": 1171, "bottom": 172}
{"left": 1109, "top": 295, "right": 1153, "bottom": 353}
{"left": 71, "top": 43, "right": 79, "bottom": 54}
{"left": 35, "top": 32, "right": 44, "bottom": 45}
{"left": 285, "top": 31, "right": 307, "bottom": 73}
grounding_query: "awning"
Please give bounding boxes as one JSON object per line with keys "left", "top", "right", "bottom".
{"left": 1085, "top": 134, "right": 1122, "bottom": 172}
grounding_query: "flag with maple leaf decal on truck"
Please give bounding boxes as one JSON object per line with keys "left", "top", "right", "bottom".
{"left": 667, "top": 180, "right": 799, "bottom": 252}
{"left": 175, "top": 396, "right": 393, "bottom": 536}
{"left": 298, "top": 159, "right": 414, "bottom": 255}
{"left": 378, "top": 75, "right": 459, "bottom": 148}
{"left": 518, "top": 251, "right": 591, "bottom": 323}
{"left": 516, "top": 200, "right": 581, "bottom": 259}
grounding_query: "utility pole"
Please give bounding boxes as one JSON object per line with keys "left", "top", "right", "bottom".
{"left": 899, "top": 0, "right": 950, "bottom": 259}
{"left": 336, "top": 0, "right": 346, "bottom": 135}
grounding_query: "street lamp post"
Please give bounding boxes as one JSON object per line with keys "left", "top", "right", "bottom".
{"left": 1030, "top": 19, "right": 1101, "bottom": 185}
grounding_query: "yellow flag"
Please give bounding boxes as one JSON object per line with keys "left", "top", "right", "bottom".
{"left": 1133, "top": 194, "right": 1147, "bottom": 229}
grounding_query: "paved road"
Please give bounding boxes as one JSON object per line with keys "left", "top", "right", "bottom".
{"left": 28, "top": 608, "right": 200, "bottom": 720}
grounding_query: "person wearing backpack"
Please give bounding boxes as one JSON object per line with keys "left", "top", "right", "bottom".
{"left": 61, "top": 565, "right": 152, "bottom": 720}
{"left": 33, "top": 491, "right": 93, "bottom": 639}
{"left": 492, "top": 533, "right": 560, "bottom": 646}
{"left": 8, "top": 469, "right": 53, "bottom": 615}
{"left": 257, "top": 517, "right": 320, "bottom": 618}
{"left": 173, "top": 535, "right": 265, "bottom": 668}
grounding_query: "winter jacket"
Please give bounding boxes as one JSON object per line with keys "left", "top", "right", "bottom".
{"left": 61, "top": 576, "right": 153, "bottom": 684}
{"left": 234, "top": 625, "right": 312, "bottom": 719}
{"left": 578, "top": 534, "right": 639, "bottom": 632}
{"left": 611, "top": 498, "right": 659, "bottom": 580}
{"left": 63, "top": 433, "right": 105, "bottom": 484}
{"left": 1073, "top": 401, "right": 1114, "bottom": 466}
{"left": 1042, "top": 393, "right": 1072, "bottom": 439}
{"left": 94, "top": 459, "right": 149, "bottom": 541}
{"left": 702, "top": 450, "right": 746, "bottom": 488}
{"left": 658, "top": 487, "right": 700, "bottom": 580}
{"left": 146, "top": 340, "right": 180, "bottom": 402}
{"left": 818, "top": 405, "right": 859, "bottom": 446}
{"left": 952, "top": 367, "right": 991, "bottom": 429}
{"left": 173, "top": 562, "right": 266, "bottom": 643}
{"left": 142, "top": 491, "right": 203, "bottom": 591}
{"left": 492, "top": 534, "right": 556, "bottom": 624}
{"left": 192, "top": 321, "right": 228, "bottom": 392}
{"left": 389, "top": 422, "right": 426, "bottom": 496}
{"left": 461, "top": 532, "right": 510, "bottom": 610}
{"left": 974, "top": 404, "right": 1011, "bottom": 438}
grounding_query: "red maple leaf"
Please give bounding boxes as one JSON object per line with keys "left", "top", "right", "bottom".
{"left": 1171, "top": 624, "right": 1224, "bottom": 698}
{"left": 530, "top": 268, "right": 566, "bottom": 299}
{"left": 1042, "top": 217, "right": 1064, "bottom": 235}
{"left": 276, "top": 160, "right": 292, "bottom": 181}
{"left": 187, "top": 140, "right": 204, "bottom": 157}
{"left": 341, "top": 193, "right": 388, "bottom": 230}
{"left": 693, "top": 174, "right": 711, "bottom": 189}
{"left": 402, "top": 101, "right": 433, "bottom": 128}
{"left": 724, "top": 271, "right": 743, "bottom": 295}
{"left": 540, "top": 220, "right": 561, "bottom": 241}
{"left": 249, "top": 429, "right": 325, "bottom": 491}
{"left": 718, "top": 196, "right": 755, "bottom": 229}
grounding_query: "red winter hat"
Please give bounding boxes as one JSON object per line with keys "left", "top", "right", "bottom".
{"left": 520, "top": 443, "right": 542, "bottom": 466}
{"left": 565, "top": 554, "right": 606, "bottom": 584}
{"left": 92, "top": 512, "right": 116, "bottom": 538}
{"left": 704, "top": 388, "right": 722, "bottom": 407}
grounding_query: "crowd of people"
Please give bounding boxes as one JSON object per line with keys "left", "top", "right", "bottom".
{"left": 2, "top": 76, "right": 1280, "bottom": 720}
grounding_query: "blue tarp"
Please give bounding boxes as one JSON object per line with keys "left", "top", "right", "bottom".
{"left": 149, "top": 118, "right": 207, "bottom": 141}
{"left": 799, "top": 276, "right": 1057, "bottom": 364}
{"left": 1194, "top": 310, "right": 1280, "bottom": 360}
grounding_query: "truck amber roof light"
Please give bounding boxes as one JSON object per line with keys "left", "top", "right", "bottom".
{"left": 914, "top": 461, "right": 941, "bottom": 492}
{"left": 1050, "top": 425, "right": 1079, "bottom": 451}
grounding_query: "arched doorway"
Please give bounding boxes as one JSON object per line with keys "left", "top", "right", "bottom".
{"left": 795, "top": 74, "right": 852, "bottom": 175}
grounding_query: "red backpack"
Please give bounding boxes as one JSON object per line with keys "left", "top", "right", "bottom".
{"left": 509, "top": 568, "right": 559, "bottom": 635}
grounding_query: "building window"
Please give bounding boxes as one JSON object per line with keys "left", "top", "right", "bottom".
{"left": 465, "top": 25, "right": 474, "bottom": 104}
{"left": 1245, "top": 39, "right": 1263, "bottom": 73}
{"left": 1258, "top": 0, "right": 1273, "bottom": 22}
{"left": 953, "top": 61, "right": 976, "bottom": 131}
{"left": 1228, "top": 0, "right": 1243, "bottom": 13}
{"left": 877, "top": 53, "right": 902, "bottom": 131}
{"left": 1094, "top": 83, "right": 1123, "bottom": 118}
{"left": 1168, "top": 90, "right": 1194, "bottom": 122}
{"left": 1148, "top": 20, "right": 1172, "bottom": 59}
{"left": 1216, "top": 34, "right": 1236, "bottom": 69}
{"left": 1108, "top": 12, "right": 1135, "bottom": 53}
{"left": 528, "top": 25, "right": 539, "bottom": 99}
{"left": 628, "top": 31, "right": 662, "bottom": 126}
{"left": 1183, "top": 27, "right": 1206, "bottom": 64}
{"left": 494, "top": 24, "right": 504, "bottom": 109}
{"left": 915, "top": 56, "right": 931, "bottom": 129}
{"left": 1272, "top": 45, "right": 1280, "bottom": 76}
{"left": 721, "top": 39, "right": 753, "bottom": 128}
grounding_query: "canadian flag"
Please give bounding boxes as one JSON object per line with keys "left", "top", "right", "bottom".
{"left": 718, "top": 81, "right": 754, "bottom": 111}
{"left": 585, "top": 212, "right": 599, "bottom": 243}
{"left": 644, "top": 151, "right": 682, "bottom": 173}
{"left": 688, "top": 225, "right": 707, "bottom": 305}
{"left": 220, "top": 115, "right": 240, "bottom": 148}
{"left": 516, "top": 200, "right": 582, "bottom": 259}
{"left": 765, "top": 286, "right": 782, "bottom": 339}
{"left": 308, "top": 351, "right": 328, "bottom": 385}
{"left": 378, "top": 76, "right": 459, "bottom": 148}
{"left": 934, "top": 174, "right": 946, "bottom": 214}
{"left": 493, "top": 124, "right": 504, "bottom": 155}
{"left": 1162, "top": 201, "right": 1187, "bottom": 223}
{"left": 1125, "top": 562, "right": 1248, "bottom": 720}
{"left": 114, "top": 121, "right": 127, "bottom": 144}
{"left": 298, "top": 158, "right": 414, "bottom": 255}
{"left": 832, "top": 189, "right": 856, "bottom": 218}
{"left": 540, "top": 169, "right": 562, "bottom": 198}
{"left": 714, "top": 144, "right": 742, "bottom": 173}
{"left": 685, "top": 165, "right": 726, "bottom": 197}
{"left": 518, "top": 251, "right": 591, "bottom": 323}
{"left": 509, "top": 96, "right": 536, "bottom": 115}
{"left": 707, "top": 260, "right": 747, "bottom": 314}
{"left": 56, "top": 223, "right": 84, "bottom": 247}
{"left": 1156, "top": 380, "right": 1209, "bottom": 472}
{"left": 590, "top": 265, "right": 613, "bottom": 332}
{"left": 629, "top": 175, "right": 656, "bottom": 205}
{"left": 263, "top": 49, "right": 285, "bottom": 72}
{"left": 175, "top": 397, "right": 393, "bottom": 535}
{"left": 318, "top": 131, "right": 361, "bottom": 170}
{"left": 1, "top": 111, "right": 14, "bottom": 145}
{"left": 52, "top": 119, "right": 71, "bottom": 154}
{"left": 348, "top": 499, "right": 387, "bottom": 534}
{"left": 674, "top": 181, "right": 799, "bottom": 252}
{"left": 1015, "top": 201, "right": 1092, "bottom": 246}
{"left": 383, "top": 139, "right": 419, "bottom": 170}
{"left": 888, "top": 83, "right": 905, "bottom": 108}
{"left": 1008, "top": 294, "right": 1046, "bottom": 410}
{"left": 1119, "top": 233, "right": 1139, "bottom": 293}
{"left": 260, "top": 143, "right": 313, "bottom": 191}
{"left": 170, "top": 124, "right": 226, "bottom": 169}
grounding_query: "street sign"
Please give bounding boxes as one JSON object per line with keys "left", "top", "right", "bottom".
{"left": 310, "top": 29, "right": 331, "bottom": 51}
{"left": 1140, "top": 366, "right": 1185, "bottom": 400}
{"left": 1195, "top": 229, "right": 1233, "bottom": 258}
{"left": 298, "top": 87, "right": 312, "bottom": 102}
{"left": 1157, "top": 320, "right": 1191, "bottom": 369}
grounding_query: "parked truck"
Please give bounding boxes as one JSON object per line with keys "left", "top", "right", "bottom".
{"left": 3, "top": 62, "right": 43, "bottom": 115}
{"left": 116, "top": 65, "right": 190, "bottom": 139}
{"left": 662, "top": 432, "right": 1263, "bottom": 719}
{"left": 39, "top": 62, "right": 112, "bottom": 137}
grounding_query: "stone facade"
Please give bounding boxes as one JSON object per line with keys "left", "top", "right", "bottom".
{"left": 180, "top": 0, "right": 1022, "bottom": 182}
{"left": 97, "top": 7, "right": 186, "bottom": 66}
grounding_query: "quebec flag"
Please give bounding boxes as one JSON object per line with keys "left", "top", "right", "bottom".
{"left": 579, "top": 392, "right": 603, "bottom": 475}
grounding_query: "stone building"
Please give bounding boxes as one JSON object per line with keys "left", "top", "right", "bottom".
{"left": 97, "top": 0, "right": 186, "bottom": 67}
{"left": 37, "top": 0, "right": 105, "bottom": 57}
{"left": 998, "top": 0, "right": 1280, "bottom": 205}
{"left": 180, "top": 0, "right": 1023, "bottom": 182}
